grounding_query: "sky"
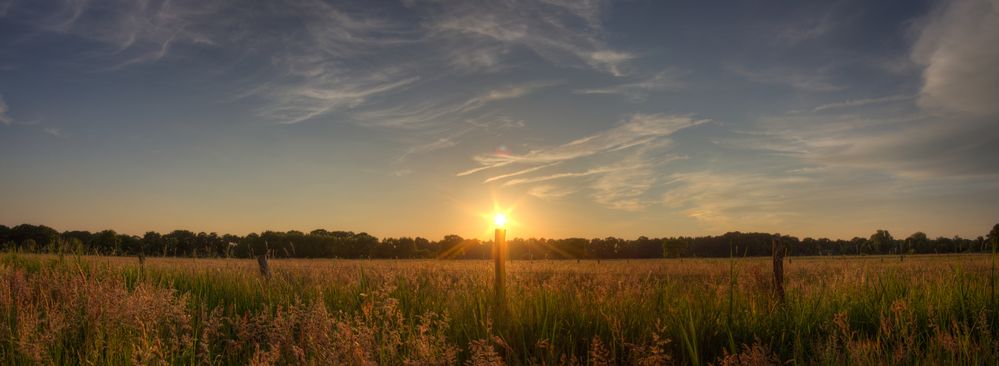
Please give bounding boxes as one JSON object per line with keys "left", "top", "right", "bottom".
{"left": 1, "top": 0, "right": 997, "bottom": 240}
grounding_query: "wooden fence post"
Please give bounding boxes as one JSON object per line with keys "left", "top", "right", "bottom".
{"left": 772, "top": 233, "right": 785, "bottom": 302}
{"left": 257, "top": 253, "right": 271, "bottom": 279}
{"left": 494, "top": 228, "right": 507, "bottom": 313}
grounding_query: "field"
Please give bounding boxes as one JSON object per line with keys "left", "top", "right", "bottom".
{"left": 1, "top": 253, "right": 997, "bottom": 365}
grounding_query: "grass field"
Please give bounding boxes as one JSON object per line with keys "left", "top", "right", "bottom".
{"left": 1, "top": 253, "right": 996, "bottom": 365}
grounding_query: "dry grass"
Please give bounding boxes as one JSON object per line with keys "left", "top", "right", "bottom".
{"left": 0, "top": 253, "right": 996, "bottom": 365}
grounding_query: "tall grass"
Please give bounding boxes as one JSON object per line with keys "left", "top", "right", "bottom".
{"left": 0, "top": 253, "right": 996, "bottom": 365}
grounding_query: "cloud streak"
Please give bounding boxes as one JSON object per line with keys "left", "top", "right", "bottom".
{"left": 912, "top": 0, "right": 999, "bottom": 116}
{"left": 483, "top": 163, "right": 560, "bottom": 183}
{"left": 354, "top": 81, "right": 556, "bottom": 129}
{"left": 573, "top": 69, "right": 687, "bottom": 101}
{"left": 807, "top": 94, "right": 914, "bottom": 113}
{"left": 4, "top": 0, "right": 636, "bottom": 137}
{"left": 0, "top": 95, "right": 11, "bottom": 125}
{"left": 262, "top": 75, "right": 421, "bottom": 125}
{"left": 726, "top": 0, "right": 999, "bottom": 180}
{"left": 460, "top": 114, "right": 704, "bottom": 210}
{"left": 526, "top": 184, "right": 578, "bottom": 200}
{"left": 461, "top": 114, "right": 706, "bottom": 175}
{"left": 662, "top": 171, "right": 812, "bottom": 228}
{"left": 729, "top": 64, "right": 842, "bottom": 92}
{"left": 425, "top": 0, "right": 634, "bottom": 76}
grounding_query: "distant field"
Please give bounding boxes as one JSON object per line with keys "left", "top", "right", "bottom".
{"left": 1, "top": 253, "right": 996, "bottom": 365}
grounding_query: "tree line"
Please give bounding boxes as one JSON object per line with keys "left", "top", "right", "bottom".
{"left": 1, "top": 223, "right": 997, "bottom": 260}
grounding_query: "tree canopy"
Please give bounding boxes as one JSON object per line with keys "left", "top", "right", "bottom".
{"left": 0, "top": 223, "right": 995, "bottom": 260}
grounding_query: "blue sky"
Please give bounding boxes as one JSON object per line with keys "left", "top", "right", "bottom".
{"left": 1, "top": 0, "right": 997, "bottom": 240}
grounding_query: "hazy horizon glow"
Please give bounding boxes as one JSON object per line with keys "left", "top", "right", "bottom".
{"left": 1, "top": 0, "right": 998, "bottom": 241}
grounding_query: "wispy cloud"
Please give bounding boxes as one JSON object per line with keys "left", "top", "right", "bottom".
{"left": 501, "top": 145, "right": 685, "bottom": 210}
{"left": 445, "top": 43, "right": 511, "bottom": 73}
{"left": 27, "top": 0, "right": 410, "bottom": 67}
{"left": 777, "top": 22, "right": 830, "bottom": 45}
{"left": 0, "top": 95, "right": 68, "bottom": 137}
{"left": 662, "top": 171, "right": 812, "bottom": 228}
{"left": 425, "top": 0, "right": 634, "bottom": 76}
{"left": 461, "top": 114, "right": 705, "bottom": 176}
{"left": 262, "top": 74, "right": 420, "bottom": 125}
{"left": 6, "top": 0, "right": 631, "bottom": 134}
{"left": 32, "top": 0, "right": 227, "bottom": 67}
{"left": 11, "top": 0, "right": 428, "bottom": 126}
{"left": 0, "top": 95, "right": 11, "bottom": 125}
{"left": 775, "top": 9, "right": 837, "bottom": 45}
{"left": 295, "top": 0, "right": 418, "bottom": 56}
{"left": 722, "top": 0, "right": 999, "bottom": 180}
{"left": 503, "top": 166, "right": 617, "bottom": 186}
{"left": 0, "top": 0, "right": 13, "bottom": 17}
{"left": 537, "top": 0, "right": 606, "bottom": 29}
{"left": 397, "top": 121, "right": 484, "bottom": 162}
{"left": 573, "top": 68, "right": 687, "bottom": 100}
{"left": 43, "top": 127, "right": 65, "bottom": 137}
{"left": 459, "top": 114, "right": 704, "bottom": 210}
{"left": 912, "top": 0, "right": 999, "bottom": 116}
{"left": 804, "top": 94, "right": 914, "bottom": 113}
{"left": 739, "top": 104, "right": 999, "bottom": 179}
{"left": 527, "top": 184, "right": 578, "bottom": 200}
{"left": 355, "top": 81, "right": 555, "bottom": 129}
{"left": 472, "top": 81, "right": 561, "bottom": 105}
{"left": 398, "top": 135, "right": 461, "bottom": 161}
{"left": 728, "top": 64, "right": 842, "bottom": 92}
{"left": 483, "top": 163, "right": 560, "bottom": 183}
{"left": 586, "top": 51, "right": 636, "bottom": 77}
{"left": 390, "top": 114, "right": 528, "bottom": 163}
{"left": 248, "top": 1, "right": 431, "bottom": 125}
{"left": 589, "top": 154, "right": 656, "bottom": 211}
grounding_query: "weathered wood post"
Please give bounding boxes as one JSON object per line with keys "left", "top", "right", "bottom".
{"left": 257, "top": 252, "right": 272, "bottom": 279}
{"left": 494, "top": 226, "right": 507, "bottom": 311}
{"left": 256, "top": 240, "right": 272, "bottom": 279}
{"left": 772, "top": 233, "right": 786, "bottom": 302}
{"left": 257, "top": 240, "right": 272, "bottom": 279}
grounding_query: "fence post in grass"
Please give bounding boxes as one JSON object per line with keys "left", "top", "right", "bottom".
{"left": 257, "top": 252, "right": 272, "bottom": 279}
{"left": 257, "top": 241, "right": 272, "bottom": 280}
{"left": 494, "top": 226, "right": 507, "bottom": 314}
{"left": 256, "top": 240, "right": 273, "bottom": 279}
{"left": 138, "top": 250, "right": 146, "bottom": 271}
{"left": 772, "top": 233, "right": 786, "bottom": 303}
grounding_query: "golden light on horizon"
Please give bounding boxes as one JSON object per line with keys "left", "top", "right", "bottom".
{"left": 494, "top": 213, "right": 507, "bottom": 228}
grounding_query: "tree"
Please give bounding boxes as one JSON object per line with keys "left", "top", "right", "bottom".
{"left": 907, "top": 232, "right": 930, "bottom": 254}
{"left": 142, "top": 231, "right": 162, "bottom": 257}
{"left": 119, "top": 235, "right": 142, "bottom": 255}
{"left": 438, "top": 235, "right": 465, "bottom": 259}
{"left": 663, "top": 238, "right": 688, "bottom": 258}
{"left": 395, "top": 237, "right": 416, "bottom": 258}
{"left": 11, "top": 224, "right": 59, "bottom": 251}
{"left": 989, "top": 223, "right": 999, "bottom": 245}
{"left": 166, "top": 230, "right": 196, "bottom": 256}
{"left": 0, "top": 225, "right": 10, "bottom": 247}
{"left": 95, "top": 230, "right": 121, "bottom": 255}
{"left": 414, "top": 237, "right": 432, "bottom": 258}
{"left": 869, "top": 230, "right": 894, "bottom": 254}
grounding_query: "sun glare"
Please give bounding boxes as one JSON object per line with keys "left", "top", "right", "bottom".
{"left": 494, "top": 213, "right": 507, "bottom": 228}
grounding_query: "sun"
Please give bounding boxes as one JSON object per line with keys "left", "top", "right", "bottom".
{"left": 476, "top": 193, "right": 522, "bottom": 236}
{"left": 494, "top": 213, "right": 507, "bottom": 228}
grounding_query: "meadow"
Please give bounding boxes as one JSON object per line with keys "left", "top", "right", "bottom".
{"left": 0, "top": 253, "right": 996, "bottom": 365}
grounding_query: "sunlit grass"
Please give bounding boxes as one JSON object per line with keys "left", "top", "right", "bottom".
{"left": 0, "top": 253, "right": 996, "bottom": 364}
